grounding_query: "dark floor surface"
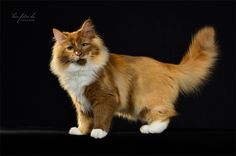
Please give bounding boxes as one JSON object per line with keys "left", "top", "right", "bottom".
{"left": 0, "top": 129, "right": 235, "bottom": 156}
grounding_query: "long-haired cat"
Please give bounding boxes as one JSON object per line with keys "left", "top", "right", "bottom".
{"left": 50, "top": 19, "right": 218, "bottom": 139}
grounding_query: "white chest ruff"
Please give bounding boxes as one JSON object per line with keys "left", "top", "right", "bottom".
{"left": 62, "top": 63, "right": 101, "bottom": 112}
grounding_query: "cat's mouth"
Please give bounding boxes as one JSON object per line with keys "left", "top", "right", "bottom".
{"left": 59, "top": 55, "right": 87, "bottom": 66}
{"left": 76, "top": 59, "right": 87, "bottom": 66}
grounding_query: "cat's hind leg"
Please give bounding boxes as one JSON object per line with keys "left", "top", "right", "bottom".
{"left": 140, "top": 120, "right": 170, "bottom": 134}
{"left": 139, "top": 106, "right": 176, "bottom": 134}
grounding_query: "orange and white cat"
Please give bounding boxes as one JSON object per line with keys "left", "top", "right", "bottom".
{"left": 50, "top": 19, "right": 218, "bottom": 139}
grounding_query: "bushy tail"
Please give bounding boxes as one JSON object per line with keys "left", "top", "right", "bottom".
{"left": 177, "top": 26, "right": 218, "bottom": 94}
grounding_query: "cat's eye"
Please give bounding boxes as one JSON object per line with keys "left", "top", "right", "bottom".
{"left": 66, "top": 46, "right": 73, "bottom": 51}
{"left": 81, "top": 43, "right": 89, "bottom": 47}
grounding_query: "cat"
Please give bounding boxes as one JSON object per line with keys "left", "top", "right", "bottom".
{"left": 50, "top": 19, "right": 218, "bottom": 139}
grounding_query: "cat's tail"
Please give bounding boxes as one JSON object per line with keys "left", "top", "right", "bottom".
{"left": 176, "top": 26, "right": 218, "bottom": 94}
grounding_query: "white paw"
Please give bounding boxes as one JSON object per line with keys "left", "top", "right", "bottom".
{"left": 140, "top": 125, "right": 151, "bottom": 134}
{"left": 90, "top": 129, "right": 107, "bottom": 139}
{"left": 69, "top": 127, "right": 83, "bottom": 135}
{"left": 140, "top": 120, "right": 169, "bottom": 134}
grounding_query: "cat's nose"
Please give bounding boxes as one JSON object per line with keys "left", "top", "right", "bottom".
{"left": 75, "top": 51, "right": 82, "bottom": 57}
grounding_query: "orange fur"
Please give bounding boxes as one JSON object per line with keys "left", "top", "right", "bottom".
{"left": 50, "top": 19, "right": 218, "bottom": 138}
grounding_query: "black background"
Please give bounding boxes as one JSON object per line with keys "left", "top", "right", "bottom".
{"left": 1, "top": 1, "right": 235, "bottom": 132}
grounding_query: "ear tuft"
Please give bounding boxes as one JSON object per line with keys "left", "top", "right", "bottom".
{"left": 52, "top": 28, "right": 67, "bottom": 43}
{"left": 81, "top": 19, "right": 95, "bottom": 38}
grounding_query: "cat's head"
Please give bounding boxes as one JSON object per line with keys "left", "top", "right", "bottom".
{"left": 50, "top": 19, "right": 108, "bottom": 75}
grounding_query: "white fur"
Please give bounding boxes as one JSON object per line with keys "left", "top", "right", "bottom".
{"left": 90, "top": 129, "right": 107, "bottom": 139}
{"left": 69, "top": 127, "right": 84, "bottom": 135}
{"left": 140, "top": 120, "right": 169, "bottom": 134}
{"left": 61, "top": 50, "right": 109, "bottom": 112}
{"left": 62, "top": 63, "right": 101, "bottom": 112}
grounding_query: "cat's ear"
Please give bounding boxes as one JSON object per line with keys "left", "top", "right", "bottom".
{"left": 52, "top": 28, "right": 67, "bottom": 43}
{"left": 80, "top": 19, "right": 95, "bottom": 38}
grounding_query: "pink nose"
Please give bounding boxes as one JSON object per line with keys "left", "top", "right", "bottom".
{"left": 75, "top": 51, "right": 82, "bottom": 56}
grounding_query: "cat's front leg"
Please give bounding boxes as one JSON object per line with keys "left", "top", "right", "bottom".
{"left": 69, "top": 110, "right": 93, "bottom": 135}
{"left": 69, "top": 127, "right": 83, "bottom": 135}
{"left": 69, "top": 109, "right": 93, "bottom": 135}
{"left": 90, "top": 103, "right": 117, "bottom": 139}
{"left": 69, "top": 95, "right": 93, "bottom": 135}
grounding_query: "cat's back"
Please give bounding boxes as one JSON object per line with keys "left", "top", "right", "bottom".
{"left": 108, "top": 53, "right": 167, "bottom": 73}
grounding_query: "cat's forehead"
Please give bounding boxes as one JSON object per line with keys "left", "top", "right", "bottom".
{"left": 68, "top": 31, "right": 80, "bottom": 40}
{"left": 67, "top": 30, "right": 87, "bottom": 42}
